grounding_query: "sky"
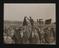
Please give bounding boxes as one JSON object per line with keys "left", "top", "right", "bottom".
{"left": 4, "top": 3, "right": 56, "bottom": 22}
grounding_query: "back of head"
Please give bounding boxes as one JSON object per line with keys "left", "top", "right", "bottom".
{"left": 29, "top": 16, "right": 31, "bottom": 19}
{"left": 24, "top": 16, "right": 26, "bottom": 18}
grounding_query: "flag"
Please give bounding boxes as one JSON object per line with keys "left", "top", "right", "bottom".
{"left": 45, "top": 19, "right": 51, "bottom": 24}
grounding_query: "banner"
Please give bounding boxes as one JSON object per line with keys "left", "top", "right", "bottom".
{"left": 45, "top": 19, "right": 51, "bottom": 24}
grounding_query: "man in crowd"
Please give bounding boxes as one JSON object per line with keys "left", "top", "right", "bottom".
{"left": 27, "top": 16, "right": 34, "bottom": 31}
{"left": 22, "top": 16, "right": 29, "bottom": 44}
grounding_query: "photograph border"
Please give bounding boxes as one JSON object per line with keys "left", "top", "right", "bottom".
{"left": 0, "top": 0, "right": 56, "bottom": 48}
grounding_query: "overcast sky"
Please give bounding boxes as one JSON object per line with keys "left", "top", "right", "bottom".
{"left": 4, "top": 3, "right": 56, "bottom": 22}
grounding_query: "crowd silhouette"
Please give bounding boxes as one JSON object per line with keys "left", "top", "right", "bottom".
{"left": 4, "top": 16, "right": 56, "bottom": 44}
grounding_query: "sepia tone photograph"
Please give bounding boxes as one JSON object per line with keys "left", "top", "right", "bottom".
{"left": 4, "top": 3, "right": 56, "bottom": 44}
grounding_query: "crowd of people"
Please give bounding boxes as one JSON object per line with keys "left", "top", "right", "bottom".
{"left": 4, "top": 16, "right": 56, "bottom": 44}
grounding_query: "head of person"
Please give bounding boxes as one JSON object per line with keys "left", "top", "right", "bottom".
{"left": 37, "top": 19, "right": 38, "bottom": 21}
{"left": 29, "top": 16, "right": 31, "bottom": 19}
{"left": 24, "top": 16, "right": 27, "bottom": 19}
